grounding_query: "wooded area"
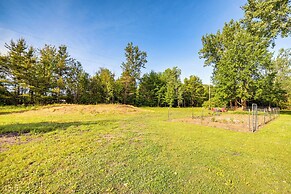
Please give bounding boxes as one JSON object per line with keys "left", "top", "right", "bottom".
{"left": 0, "top": 40, "right": 208, "bottom": 107}
{"left": 0, "top": 0, "right": 290, "bottom": 108}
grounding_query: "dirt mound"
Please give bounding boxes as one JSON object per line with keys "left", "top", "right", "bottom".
{"left": 25, "top": 104, "right": 140, "bottom": 115}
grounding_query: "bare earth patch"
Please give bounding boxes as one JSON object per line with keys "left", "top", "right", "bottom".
{"left": 16, "top": 104, "right": 141, "bottom": 116}
{"left": 172, "top": 114, "right": 271, "bottom": 132}
{"left": 0, "top": 133, "right": 42, "bottom": 152}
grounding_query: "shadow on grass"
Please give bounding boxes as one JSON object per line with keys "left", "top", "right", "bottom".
{"left": 280, "top": 110, "right": 291, "bottom": 116}
{"left": 0, "top": 109, "right": 35, "bottom": 115}
{"left": 0, "top": 105, "right": 63, "bottom": 115}
{"left": 0, "top": 120, "right": 117, "bottom": 136}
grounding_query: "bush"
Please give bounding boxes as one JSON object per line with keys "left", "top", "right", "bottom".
{"left": 202, "top": 97, "right": 226, "bottom": 109}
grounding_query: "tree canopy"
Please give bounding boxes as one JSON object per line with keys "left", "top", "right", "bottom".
{"left": 199, "top": 0, "right": 291, "bottom": 108}
{"left": 0, "top": 39, "right": 209, "bottom": 107}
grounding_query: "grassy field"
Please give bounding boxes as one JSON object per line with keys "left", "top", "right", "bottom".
{"left": 0, "top": 104, "right": 290, "bottom": 193}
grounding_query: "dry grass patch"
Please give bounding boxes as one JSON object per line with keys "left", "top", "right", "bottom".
{"left": 16, "top": 104, "right": 141, "bottom": 116}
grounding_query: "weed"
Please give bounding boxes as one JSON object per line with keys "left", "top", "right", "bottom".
{"left": 211, "top": 117, "right": 216, "bottom": 122}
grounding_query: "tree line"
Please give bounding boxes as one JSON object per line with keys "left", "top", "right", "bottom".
{"left": 0, "top": 40, "right": 209, "bottom": 107}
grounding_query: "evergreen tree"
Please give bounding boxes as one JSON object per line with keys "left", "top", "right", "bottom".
{"left": 3, "top": 39, "right": 36, "bottom": 104}
{"left": 120, "top": 42, "right": 147, "bottom": 104}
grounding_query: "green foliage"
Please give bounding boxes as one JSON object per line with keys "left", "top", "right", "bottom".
{"left": 0, "top": 40, "right": 118, "bottom": 105}
{"left": 200, "top": 20, "right": 273, "bottom": 108}
{"left": 0, "top": 55, "right": 12, "bottom": 105}
{"left": 200, "top": 0, "right": 291, "bottom": 108}
{"left": 1, "top": 41, "right": 91, "bottom": 105}
{"left": 183, "top": 75, "right": 205, "bottom": 106}
{"left": 137, "top": 70, "right": 209, "bottom": 108}
{"left": 2, "top": 39, "right": 36, "bottom": 104}
{"left": 120, "top": 42, "right": 147, "bottom": 104}
{"left": 163, "top": 67, "right": 182, "bottom": 107}
{"left": 121, "top": 42, "right": 147, "bottom": 81}
{"left": 0, "top": 39, "right": 212, "bottom": 107}
{"left": 88, "top": 73, "right": 103, "bottom": 104}
{"left": 119, "top": 71, "right": 136, "bottom": 104}
{"left": 137, "top": 71, "right": 165, "bottom": 107}
{"left": 98, "top": 68, "right": 115, "bottom": 103}
{"left": 202, "top": 97, "right": 226, "bottom": 109}
{"left": 242, "top": 0, "right": 291, "bottom": 41}
{"left": 273, "top": 48, "right": 291, "bottom": 108}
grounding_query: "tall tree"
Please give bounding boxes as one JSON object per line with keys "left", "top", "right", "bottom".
{"left": 89, "top": 73, "right": 104, "bottom": 104}
{"left": 162, "top": 67, "right": 181, "bottom": 107}
{"left": 65, "top": 59, "right": 84, "bottom": 103}
{"left": 120, "top": 42, "right": 147, "bottom": 104}
{"left": 78, "top": 72, "right": 91, "bottom": 104}
{"left": 199, "top": 20, "right": 272, "bottom": 108}
{"left": 0, "top": 55, "right": 11, "bottom": 104}
{"left": 184, "top": 75, "right": 205, "bottom": 107}
{"left": 273, "top": 48, "right": 291, "bottom": 107}
{"left": 138, "top": 71, "right": 165, "bottom": 106}
{"left": 3, "top": 39, "right": 37, "bottom": 104}
{"left": 36, "top": 45, "right": 58, "bottom": 104}
{"left": 54, "top": 45, "right": 70, "bottom": 102}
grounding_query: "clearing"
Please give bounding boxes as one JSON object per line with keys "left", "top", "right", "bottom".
{"left": 0, "top": 104, "right": 290, "bottom": 193}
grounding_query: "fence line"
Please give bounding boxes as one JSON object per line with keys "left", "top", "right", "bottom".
{"left": 167, "top": 106, "right": 280, "bottom": 132}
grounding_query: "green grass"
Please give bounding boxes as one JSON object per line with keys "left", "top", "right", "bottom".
{"left": 0, "top": 105, "right": 38, "bottom": 115}
{"left": 0, "top": 105, "right": 290, "bottom": 193}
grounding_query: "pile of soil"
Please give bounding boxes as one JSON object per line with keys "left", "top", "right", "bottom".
{"left": 19, "top": 104, "right": 141, "bottom": 116}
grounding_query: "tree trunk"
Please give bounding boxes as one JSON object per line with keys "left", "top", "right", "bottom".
{"left": 30, "top": 90, "right": 34, "bottom": 104}
{"left": 241, "top": 99, "right": 247, "bottom": 111}
{"left": 234, "top": 100, "right": 238, "bottom": 110}
{"left": 229, "top": 100, "right": 233, "bottom": 110}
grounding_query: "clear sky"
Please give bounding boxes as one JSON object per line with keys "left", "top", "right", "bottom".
{"left": 0, "top": 0, "right": 290, "bottom": 84}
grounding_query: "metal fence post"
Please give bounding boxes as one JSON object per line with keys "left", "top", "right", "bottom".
{"left": 201, "top": 109, "right": 204, "bottom": 121}
{"left": 256, "top": 107, "right": 258, "bottom": 131}
{"left": 263, "top": 109, "right": 266, "bottom": 124}
{"left": 249, "top": 109, "right": 251, "bottom": 131}
{"left": 252, "top": 103, "right": 257, "bottom": 132}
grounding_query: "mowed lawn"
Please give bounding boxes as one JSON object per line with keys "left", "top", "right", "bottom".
{"left": 0, "top": 105, "right": 290, "bottom": 193}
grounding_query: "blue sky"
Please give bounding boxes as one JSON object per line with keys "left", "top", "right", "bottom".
{"left": 0, "top": 0, "right": 290, "bottom": 84}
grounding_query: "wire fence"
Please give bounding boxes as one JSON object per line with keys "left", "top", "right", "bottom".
{"left": 167, "top": 105, "right": 280, "bottom": 132}
{"left": 249, "top": 106, "right": 280, "bottom": 132}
